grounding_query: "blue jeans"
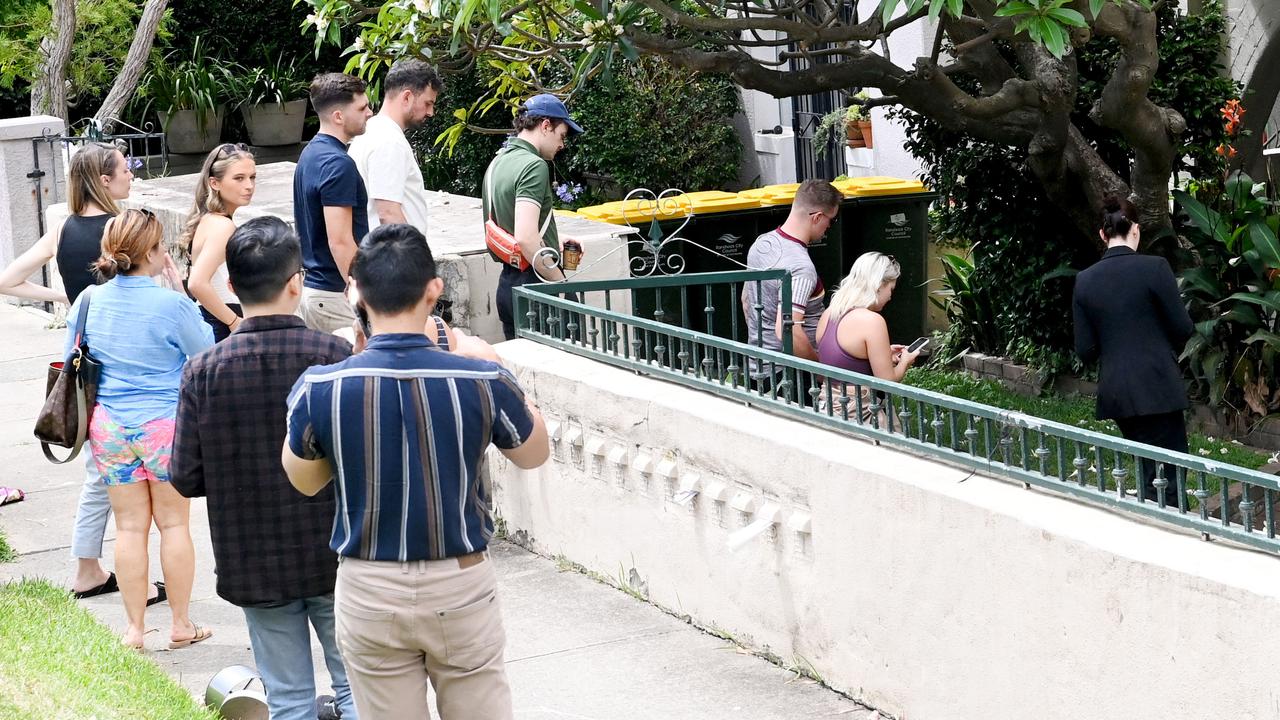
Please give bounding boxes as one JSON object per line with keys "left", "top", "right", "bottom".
{"left": 241, "top": 595, "right": 357, "bottom": 720}
{"left": 70, "top": 456, "right": 111, "bottom": 559}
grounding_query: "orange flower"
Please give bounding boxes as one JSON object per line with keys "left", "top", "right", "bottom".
{"left": 1216, "top": 143, "right": 1237, "bottom": 158}
{"left": 1222, "top": 99, "right": 1246, "bottom": 137}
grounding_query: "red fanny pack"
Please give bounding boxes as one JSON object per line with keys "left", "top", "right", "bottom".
{"left": 483, "top": 156, "right": 552, "bottom": 272}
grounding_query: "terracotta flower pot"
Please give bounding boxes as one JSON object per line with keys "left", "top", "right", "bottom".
{"left": 845, "top": 121, "right": 866, "bottom": 149}
{"left": 857, "top": 120, "right": 874, "bottom": 149}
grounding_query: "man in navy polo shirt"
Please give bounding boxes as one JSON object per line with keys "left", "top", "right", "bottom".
{"left": 294, "top": 72, "right": 372, "bottom": 333}
{"left": 283, "top": 223, "right": 550, "bottom": 719}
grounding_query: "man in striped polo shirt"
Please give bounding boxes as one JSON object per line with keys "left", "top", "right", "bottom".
{"left": 283, "top": 223, "right": 550, "bottom": 719}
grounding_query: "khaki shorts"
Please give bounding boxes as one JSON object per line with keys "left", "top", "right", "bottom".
{"left": 299, "top": 287, "right": 356, "bottom": 334}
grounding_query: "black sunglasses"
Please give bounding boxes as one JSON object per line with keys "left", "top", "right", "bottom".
{"left": 216, "top": 142, "right": 249, "bottom": 159}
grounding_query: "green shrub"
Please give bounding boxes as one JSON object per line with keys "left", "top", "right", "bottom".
{"left": 410, "top": 57, "right": 742, "bottom": 202}
{"left": 562, "top": 57, "right": 741, "bottom": 197}
{"left": 0, "top": 0, "right": 174, "bottom": 122}
{"left": 1175, "top": 172, "right": 1280, "bottom": 419}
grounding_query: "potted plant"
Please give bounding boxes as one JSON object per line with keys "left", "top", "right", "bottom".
{"left": 140, "top": 38, "right": 233, "bottom": 154}
{"left": 812, "top": 91, "right": 873, "bottom": 157}
{"left": 233, "top": 57, "right": 310, "bottom": 146}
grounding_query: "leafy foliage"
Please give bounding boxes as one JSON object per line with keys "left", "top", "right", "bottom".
{"left": 560, "top": 57, "right": 741, "bottom": 197}
{"left": 408, "top": 56, "right": 741, "bottom": 201}
{"left": 1175, "top": 173, "right": 1280, "bottom": 420}
{"left": 300, "top": 0, "right": 1145, "bottom": 153}
{"left": 902, "top": 1, "right": 1235, "bottom": 374}
{"left": 230, "top": 56, "right": 311, "bottom": 108}
{"left": 138, "top": 37, "right": 235, "bottom": 125}
{"left": 0, "top": 0, "right": 174, "bottom": 120}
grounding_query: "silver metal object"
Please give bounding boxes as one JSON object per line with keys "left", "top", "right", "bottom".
{"left": 205, "top": 665, "right": 269, "bottom": 720}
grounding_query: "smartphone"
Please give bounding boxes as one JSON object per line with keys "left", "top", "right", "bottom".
{"left": 907, "top": 337, "right": 930, "bottom": 353}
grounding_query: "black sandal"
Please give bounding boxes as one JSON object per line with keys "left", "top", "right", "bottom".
{"left": 146, "top": 581, "right": 167, "bottom": 607}
{"left": 72, "top": 572, "right": 119, "bottom": 599}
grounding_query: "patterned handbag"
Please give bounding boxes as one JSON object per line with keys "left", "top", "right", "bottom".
{"left": 34, "top": 288, "right": 102, "bottom": 464}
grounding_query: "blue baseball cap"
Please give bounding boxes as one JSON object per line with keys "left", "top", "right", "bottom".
{"left": 521, "top": 93, "right": 584, "bottom": 135}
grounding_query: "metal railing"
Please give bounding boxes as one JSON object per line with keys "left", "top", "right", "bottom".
{"left": 515, "top": 273, "right": 1280, "bottom": 555}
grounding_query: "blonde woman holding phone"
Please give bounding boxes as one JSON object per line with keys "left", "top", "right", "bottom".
{"left": 815, "top": 252, "right": 922, "bottom": 422}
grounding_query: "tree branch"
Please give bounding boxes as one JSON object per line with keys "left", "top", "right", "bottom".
{"left": 94, "top": 0, "right": 168, "bottom": 134}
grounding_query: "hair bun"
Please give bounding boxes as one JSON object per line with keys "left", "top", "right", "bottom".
{"left": 1101, "top": 195, "right": 1125, "bottom": 215}
{"left": 112, "top": 253, "right": 132, "bottom": 272}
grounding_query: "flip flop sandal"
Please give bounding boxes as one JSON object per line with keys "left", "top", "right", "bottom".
{"left": 73, "top": 572, "right": 119, "bottom": 600}
{"left": 146, "top": 581, "right": 167, "bottom": 607}
{"left": 168, "top": 623, "right": 212, "bottom": 650}
{"left": 0, "top": 486, "right": 25, "bottom": 506}
{"left": 122, "top": 628, "right": 157, "bottom": 652}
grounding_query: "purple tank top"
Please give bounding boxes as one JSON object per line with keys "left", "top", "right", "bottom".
{"left": 817, "top": 312, "right": 873, "bottom": 375}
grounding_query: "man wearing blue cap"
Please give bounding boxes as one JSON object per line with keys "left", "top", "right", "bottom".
{"left": 481, "top": 93, "right": 584, "bottom": 340}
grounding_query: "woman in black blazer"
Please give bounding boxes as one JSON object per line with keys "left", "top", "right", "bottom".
{"left": 1072, "top": 196, "right": 1194, "bottom": 506}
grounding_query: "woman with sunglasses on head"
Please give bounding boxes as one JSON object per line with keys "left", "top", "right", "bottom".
{"left": 66, "top": 209, "right": 215, "bottom": 650}
{"left": 0, "top": 142, "right": 164, "bottom": 605}
{"left": 815, "top": 252, "right": 921, "bottom": 422}
{"left": 180, "top": 143, "right": 257, "bottom": 341}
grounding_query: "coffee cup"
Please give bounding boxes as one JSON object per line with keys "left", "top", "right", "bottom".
{"left": 562, "top": 239, "right": 583, "bottom": 271}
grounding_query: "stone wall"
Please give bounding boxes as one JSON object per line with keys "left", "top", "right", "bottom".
{"left": 490, "top": 339, "right": 1280, "bottom": 720}
{"left": 0, "top": 116, "right": 66, "bottom": 300}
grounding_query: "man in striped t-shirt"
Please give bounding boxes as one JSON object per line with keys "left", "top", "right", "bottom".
{"left": 283, "top": 224, "right": 550, "bottom": 719}
{"left": 742, "top": 179, "right": 843, "bottom": 391}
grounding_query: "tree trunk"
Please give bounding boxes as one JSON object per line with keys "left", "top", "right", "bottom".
{"left": 30, "top": 0, "right": 75, "bottom": 120}
{"left": 93, "top": 0, "right": 169, "bottom": 134}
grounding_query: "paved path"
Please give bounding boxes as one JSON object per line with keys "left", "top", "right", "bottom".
{"left": 0, "top": 302, "right": 876, "bottom": 719}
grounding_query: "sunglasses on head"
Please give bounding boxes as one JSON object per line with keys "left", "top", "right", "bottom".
{"left": 216, "top": 142, "right": 249, "bottom": 159}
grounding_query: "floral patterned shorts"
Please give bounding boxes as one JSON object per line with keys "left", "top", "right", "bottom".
{"left": 88, "top": 406, "right": 176, "bottom": 486}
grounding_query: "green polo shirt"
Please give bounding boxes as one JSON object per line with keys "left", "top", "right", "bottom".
{"left": 481, "top": 137, "right": 559, "bottom": 253}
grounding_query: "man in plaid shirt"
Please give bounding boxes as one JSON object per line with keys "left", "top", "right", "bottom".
{"left": 172, "top": 217, "right": 357, "bottom": 720}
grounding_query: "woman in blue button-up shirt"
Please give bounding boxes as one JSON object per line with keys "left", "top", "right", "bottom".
{"left": 65, "top": 209, "right": 215, "bottom": 650}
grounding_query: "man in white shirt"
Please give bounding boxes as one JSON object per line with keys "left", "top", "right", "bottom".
{"left": 349, "top": 59, "right": 442, "bottom": 234}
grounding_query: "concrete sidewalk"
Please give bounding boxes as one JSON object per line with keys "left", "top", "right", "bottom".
{"left": 0, "top": 302, "right": 875, "bottom": 719}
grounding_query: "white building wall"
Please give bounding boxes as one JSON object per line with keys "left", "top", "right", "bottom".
{"left": 738, "top": 3, "right": 934, "bottom": 185}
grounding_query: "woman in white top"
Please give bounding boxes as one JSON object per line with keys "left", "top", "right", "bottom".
{"left": 180, "top": 143, "right": 256, "bottom": 341}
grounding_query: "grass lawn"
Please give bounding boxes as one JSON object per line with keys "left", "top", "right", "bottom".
{"left": 0, "top": 579, "right": 218, "bottom": 720}
{"left": 905, "top": 367, "right": 1271, "bottom": 472}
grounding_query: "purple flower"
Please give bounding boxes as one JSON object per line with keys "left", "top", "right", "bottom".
{"left": 554, "top": 181, "right": 583, "bottom": 203}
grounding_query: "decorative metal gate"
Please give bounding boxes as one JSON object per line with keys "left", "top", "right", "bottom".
{"left": 792, "top": 90, "right": 848, "bottom": 181}
{"left": 23, "top": 118, "right": 165, "bottom": 300}
{"left": 788, "top": 3, "right": 857, "bottom": 181}
{"left": 28, "top": 118, "right": 166, "bottom": 237}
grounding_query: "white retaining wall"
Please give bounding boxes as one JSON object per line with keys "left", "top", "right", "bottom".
{"left": 490, "top": 340, "right": 1280, "bottom": 720}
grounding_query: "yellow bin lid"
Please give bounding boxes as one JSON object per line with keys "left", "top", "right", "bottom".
{"left": 738, "top": 183, "right": 802, "bottom": 205}
{"left": 680, "top": 190, "right": 761, "bottom": 215}
{"left": 842, "top": 177, "right": 928, "bottom": 196}
{"left": 575, "top": 203, "right": 628, "bottom": 224}
{"left": 577, "top": 197, "right": 693, "bottom": 225}
{"left": 553, "top": 209, "right": 580, "bottom": 219}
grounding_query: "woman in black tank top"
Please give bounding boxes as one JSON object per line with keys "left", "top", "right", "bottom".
{"left": 0, "top": 143, "right": 168, "bottom": 605}
{"left": 0, "top": 143, "right": 134, "bottom": 305}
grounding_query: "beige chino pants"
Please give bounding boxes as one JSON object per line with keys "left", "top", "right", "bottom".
{"left": 299, "top": 287, "right": 356, "bottom": 334}
{"left": 335, "top": 553, "right": 513, "bottom": 719}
